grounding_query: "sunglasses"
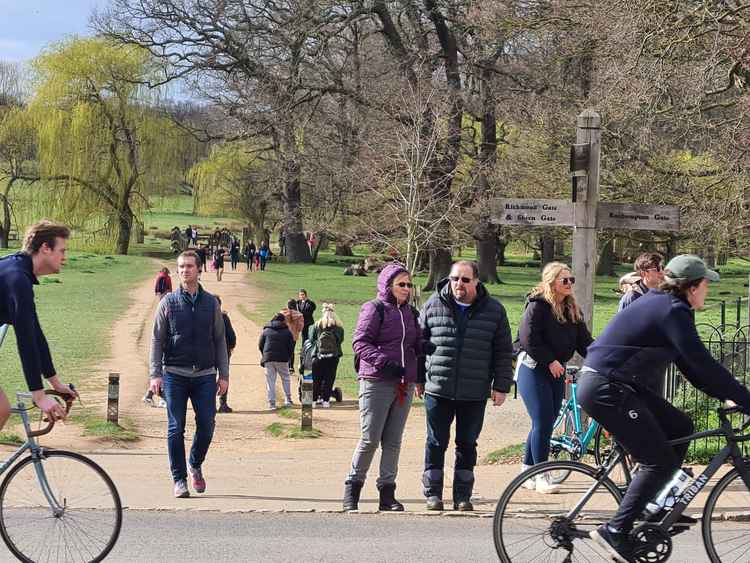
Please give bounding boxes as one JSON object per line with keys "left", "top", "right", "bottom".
{"left": 560, "top": 277, "right": 576, "bottom": 285}
{"left": 393, "top": 282, "right": 413, "bottom": 288}
{"left": 449, "top": 275, "right": 474, "bottom": 284}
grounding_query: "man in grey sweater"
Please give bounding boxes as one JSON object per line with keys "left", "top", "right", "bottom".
{"left": 149, "top": 250, "right": 229, "bottom": 498}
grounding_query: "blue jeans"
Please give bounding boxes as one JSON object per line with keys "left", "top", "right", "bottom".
{"left": 163, "top": 373, "right": 217, "bottom": 482}
{"left": 516, "top": 361, "right": 565, "bottom": 466}
{"left": 423, "top": 393, "right": 486, "bottom": 500}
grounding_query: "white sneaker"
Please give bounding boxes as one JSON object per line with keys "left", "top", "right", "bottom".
{"left": 269, "top": 403, "right": 277, "bottom": 411}
{"left": 535, "top": 472, "right": 561, "bottom": 494}
{"left": 322, "top": 401, "right": 331, "bottom": 408}
{"left": 157, "top": 398, "right": 167, "bottom": 408}
{"left": 316, "top": 398, "right": 324, "bottom": 405}
{"left": 520, "top": 464, "right": 536, "bottom": 490}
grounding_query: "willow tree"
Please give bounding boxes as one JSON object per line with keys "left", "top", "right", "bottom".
{"left": 190, "top": 142, "right": 279, "bottom": 244}
{"left": 31, "top": 37, "right": 183, "bottom": 254}
{"left": 0, "top": 108, "right": 37, "bottom": 247}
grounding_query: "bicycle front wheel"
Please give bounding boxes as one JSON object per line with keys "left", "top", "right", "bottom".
{"left": 0, "top": 449, "right": 122, "bottom": 563}
{"left": 593, "top": 425, "right": 633, "bottom": 489}
{"left": 494, "top": 461, "right": 623, "bottom": 562}
{"left": 702, "top": 467, "right": 750, "bottom": 563}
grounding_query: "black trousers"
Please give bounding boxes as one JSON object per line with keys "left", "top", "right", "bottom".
{"left": 312, "top": 357, "right": 339, "bottom": 402}
{"left": 578, "top": 371, "right": 694, "bottom": 532}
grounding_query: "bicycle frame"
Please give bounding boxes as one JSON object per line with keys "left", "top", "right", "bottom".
{"left": 551, "top": 378, "right": 600, "bottom": 456}
{"left": 562, "top": 406, "right": 750, "bottom": 539}
{"left": 0, "top": 393, "right": 65, "bottom": 516}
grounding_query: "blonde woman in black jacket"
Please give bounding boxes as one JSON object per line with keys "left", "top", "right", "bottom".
{"left": 516, "top": 262, "right": 593, "bottom": 494}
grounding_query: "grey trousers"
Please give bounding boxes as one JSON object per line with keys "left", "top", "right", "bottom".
{"left": 264, "top": 362, "right": 292, "bottom": 405}
{"left": 347, "top": 378, "right": 415, "bottom": 487}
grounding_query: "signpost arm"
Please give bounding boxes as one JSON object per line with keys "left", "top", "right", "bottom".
{"left": 572, "top": 110, "right": 601, "bottom": 332}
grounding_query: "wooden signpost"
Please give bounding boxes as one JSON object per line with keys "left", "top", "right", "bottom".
{"left": 491, "top": 109, "right": 681, "bottom": 330}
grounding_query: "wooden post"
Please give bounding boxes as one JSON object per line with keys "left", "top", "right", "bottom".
{"left": 107, "top": 373, "right": 120, "bottom": 424}
{"left": 301, "top": 373, "right": 313, "bottom": 430}
{"left": 572, "top": 110, "right": 601, "bottom": 331}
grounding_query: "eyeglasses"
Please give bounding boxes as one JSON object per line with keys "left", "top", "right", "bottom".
{"left": 449, "top": 275, "right": 474, "bottom": 284}
{"left": 560, "top": 277, "right": 576, "bottom": 285}
{"left": 394, "top": 282, "right": 413, "bottom": 288}
{"left": 645, "top": 266, "right": 663, "bottom": 273}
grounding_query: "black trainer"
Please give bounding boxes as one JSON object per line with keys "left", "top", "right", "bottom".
{"left": 590, "top": 525, "right": 634, "bottom": 563}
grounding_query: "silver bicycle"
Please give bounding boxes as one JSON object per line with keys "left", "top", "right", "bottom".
{"left": 0, "top": 389, "right": 122, "bottom": 562}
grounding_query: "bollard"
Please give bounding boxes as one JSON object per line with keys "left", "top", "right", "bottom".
{"left": 107, "top": 373, "right": 120, "bottom": 424}
{"left": 301, "top": 372, "right": 313, "bottom": 430}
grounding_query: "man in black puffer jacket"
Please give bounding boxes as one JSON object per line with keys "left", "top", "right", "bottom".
{"left": 258, "top": 313, "right": 295, "bottom": 409}
{"left": 418, "top": 260, "right": 514, "bottom": 511}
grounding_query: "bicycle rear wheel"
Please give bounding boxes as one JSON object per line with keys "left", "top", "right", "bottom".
{"left": 494, "top": 461, "right": 623, "bottom": 562}
{"left": 702, "top": 467, "right": 750, "bottom": 563}
{"left": 0, "top": 449, "right": 122, "bottom": 563}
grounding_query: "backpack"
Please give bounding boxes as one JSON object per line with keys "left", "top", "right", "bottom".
{"left": 353, "top": 300, "right": 420, "bottom": 372}
{"left": 316, "top": 327, "right": 338, "bottom": 358}
{"left": 155, "top": 275, "right": 168, "bottom": 294}
{"left": 301, "top": 338, "right": 316, "bottom": 372}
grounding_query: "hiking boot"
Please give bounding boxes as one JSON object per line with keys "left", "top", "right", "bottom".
{"left": 378, "top": 483, "right": 404, "bottom": 511}
{"left": 590, "top": 525, "right": 633, "bottom": 563}
{"left": 173, "top": 479, "right": 190, "bottom": 498}
{"left": 343, "top": 480, "right": 364, "bottom": 511}
{"left": 425, "top": 496, "right": 444, "bottom": 511}
{"left": 454, "top": 500, "right": 473, "bottom": 511}
{"left": 189, "top": 466, "right": 206, "bottom": 493}
{"left": 535, "top": 472, "right": 561, "bottom": 494}
{"left": 218, "top": 403, "right": 233, "bottom": 413}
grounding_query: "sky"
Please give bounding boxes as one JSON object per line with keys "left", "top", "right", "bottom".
{"left": 0, "top": 0, "right": 109, "bottom": 63}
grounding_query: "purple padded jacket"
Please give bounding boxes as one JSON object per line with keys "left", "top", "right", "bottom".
{"left": 352, "top": 263, "right": 423, "bottom": 383}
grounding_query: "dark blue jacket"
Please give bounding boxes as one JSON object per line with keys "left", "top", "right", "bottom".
{"left": 163, "top": 287, "right": 219, "bottom": 370}
{"left": 584, "top": 290, "right": 750, "bottom": 410}
{"left": 258, "top": 317, "right": 295, "bottom": 364}
{"left": 0, "top": 253, "right": 56, "bottom": 391}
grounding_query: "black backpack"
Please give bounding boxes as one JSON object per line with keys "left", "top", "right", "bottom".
{"left": 353, "top": 300, "right": 420, "bottom": 372}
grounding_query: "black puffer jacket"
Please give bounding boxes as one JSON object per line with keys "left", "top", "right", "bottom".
{"left": 258, "top": 315, "right": 295, "bottom": 365}
{"left": 420, "top": 278, "right": 514, "bottom": 400}
{"left": 518, "top": 296, "right": 593, "bottom": 368}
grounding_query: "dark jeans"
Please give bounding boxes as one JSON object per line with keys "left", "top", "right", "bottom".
{"left": 162, "top": 373, "right": 217, "bottom": 483}
{"left": 578, "top": 371, "right": 694, "bottom": 532}
{"left": 312, "top": 357, "right": 339, "bottom": 402}
{"left": 260, "top": 256, "right": 267, "bottom": 270}
{"left": 517, "top": 361, "right": 565, "bottom": 466}
{"left": 230, "top": 255, "right": 239, "bottom": 270}
{"left": 423, "top": 394, "right": 486, "bottom": 500}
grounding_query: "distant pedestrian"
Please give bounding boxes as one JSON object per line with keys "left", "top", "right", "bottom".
{"left": 154, "top": 267, "right": 172, "bottom": 300}
{"left": 296, "top": 289, "right": 317, "bottom": 372}
{"left": 308, "top": 303, "right": 344, "bottom": 407}
{"left": 419, "top": 260, "right": 514, "bottom": 511}
{"left": 229, "top": 240, "right": 240, "bottom": 271}
{"left": 149, "top": 250, "right": 229, "bottom": 498}
{"left": 244, "top": 240, "right": 256, "bottom": 271}
{"left": 258, "top": 313, "right": 295, "bottom": 409}
{"left": 343, "top": 263, "right": 423, "bottom": 512}
{"left": 281, "top": 299, "right": 304, "bottom": 374}
{"left": 215, "top": 296, "right": 237, "bottom": 414}
{"left": 196, "top": 245, "right": 208, "bottom": 273}
{"left": 258, "top": 242, "right": 269, "bottom": 271}
{"left": 279, "top": 231, "right": 286, "bottom": 256}
{"left": 213, "top": 246, "right": 225, "bottom": 281}
{"left": 191, "top": 227, "right": 198, "bottom": 246}
{"left": 516, "top": 262, "right": 593, "bottom": 494}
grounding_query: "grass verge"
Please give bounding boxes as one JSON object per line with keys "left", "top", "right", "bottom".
{"left": 74, "top": 409, "right": 140, "bottom": 442}
{"left": 483, "top": 443, "right": 525, "bottom": 465}
{"left": 0, "top": 432, "right": 23, "bottom": 446}
{"left": 265, "top": 421, "right": 322, "bottom": 439}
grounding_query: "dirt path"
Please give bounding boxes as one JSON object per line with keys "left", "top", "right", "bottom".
{"left": 10, "top": 265, "right": 533, "bottom": 512}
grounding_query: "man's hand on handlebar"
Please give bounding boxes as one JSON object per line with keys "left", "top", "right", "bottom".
{"left": 48, "top": 375, "right": 79, "bottom": 399}
{"left": 31, "top": 390, "right": 67, "bottom": 422}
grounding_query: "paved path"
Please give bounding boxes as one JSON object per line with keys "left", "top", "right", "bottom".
{"left": 100, "top": 511, "right": 712, "bottom": 562}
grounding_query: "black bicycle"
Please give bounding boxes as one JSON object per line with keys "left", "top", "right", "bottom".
{"left": 493, "top": 405, "right": 750, "bottom": 562}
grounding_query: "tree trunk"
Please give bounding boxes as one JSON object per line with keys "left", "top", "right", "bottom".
{"left": 705, "top": 245, "right": 717, "bottom": 268}
{"left": 497, "top": 234, "right": 508, "bottom": 266}
{"left": 475, "top": 219, "right": 501, "bottom": 284}
{"left": 423, "top": 247, "right": 452, "bottom": 291}
{"left": 311, "top": 232, "right": 327, "bottom": 263}
{"left": 335, "top": 243, "right": 353, "bottom": 256}
{"left": 540, "top": 232, "right": 555, "bottom": 269}
{"left": 115, "top": 207, "right": 133, "bottom": 255}
{"left": 596, "top": 238, "right": 616, "bottom": 276}
{"left": 666, "top": 235, "right": 678, "bottom": 261}
{"left": 0, "top": 180, "right": 14, "bottom": 249}
{"left": 281, "top": 151, "right": 311, "bottom": 263}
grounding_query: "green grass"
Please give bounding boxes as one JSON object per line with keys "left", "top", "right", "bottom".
{"left": 275, "top": 406, "right": 299, "bottom": 420}
{"left": 0, "top": 251, "right": 156, "bottom": 394}
{"left": 0, "top": 432, "right": 23, "bottom": 446}
{"left": 483, "top": 443, "right": 526, "bottom": 465}
{"left": 244, "top": 251, "right": 750, "bottom": 397}
{"left": 264, "top": 421, "right": 323, "bottom": 439}
{"left": 75, "top": 409, "right": 140, "bottom": 442}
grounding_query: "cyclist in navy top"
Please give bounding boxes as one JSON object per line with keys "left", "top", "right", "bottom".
{"left": 0, "top": 220, "right": 78, "bottom": 430}
{"left": 579, "top": 255, "right": 750, "bottom": 562}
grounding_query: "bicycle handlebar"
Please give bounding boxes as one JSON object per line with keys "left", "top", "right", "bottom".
{"left": 26, "top": 390, "right": 75, "bottom": 438}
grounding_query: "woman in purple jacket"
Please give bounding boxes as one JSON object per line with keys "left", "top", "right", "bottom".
{"left": 343, "top": 263, "right": 423, "bottom": 512}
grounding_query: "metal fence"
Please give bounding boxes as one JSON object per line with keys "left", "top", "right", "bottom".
{"left": 665, "top": 322, "right": 750, "bottom": 460}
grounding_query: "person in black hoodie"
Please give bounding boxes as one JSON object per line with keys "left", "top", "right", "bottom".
{"left": 215, "top": 296, "right": 237, "bottom": 413}
{"left": 258, "top": 313, "right": 295, "bottom": 410}
{"left": 516, "top": 262, "right": 593, "bottom": 494}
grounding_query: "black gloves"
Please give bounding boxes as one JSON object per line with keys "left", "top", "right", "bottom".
{"left": 382, "top": 360, "right": 406, "bottom": 380}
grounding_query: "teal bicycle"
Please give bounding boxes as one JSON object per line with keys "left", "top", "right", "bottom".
{"left": 549, "top": 367, "right": 633, "bottom": 487}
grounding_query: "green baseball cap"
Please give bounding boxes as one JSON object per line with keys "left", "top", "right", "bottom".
{"left": 665, "top": 254, "right": 720, "bottom": 282}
